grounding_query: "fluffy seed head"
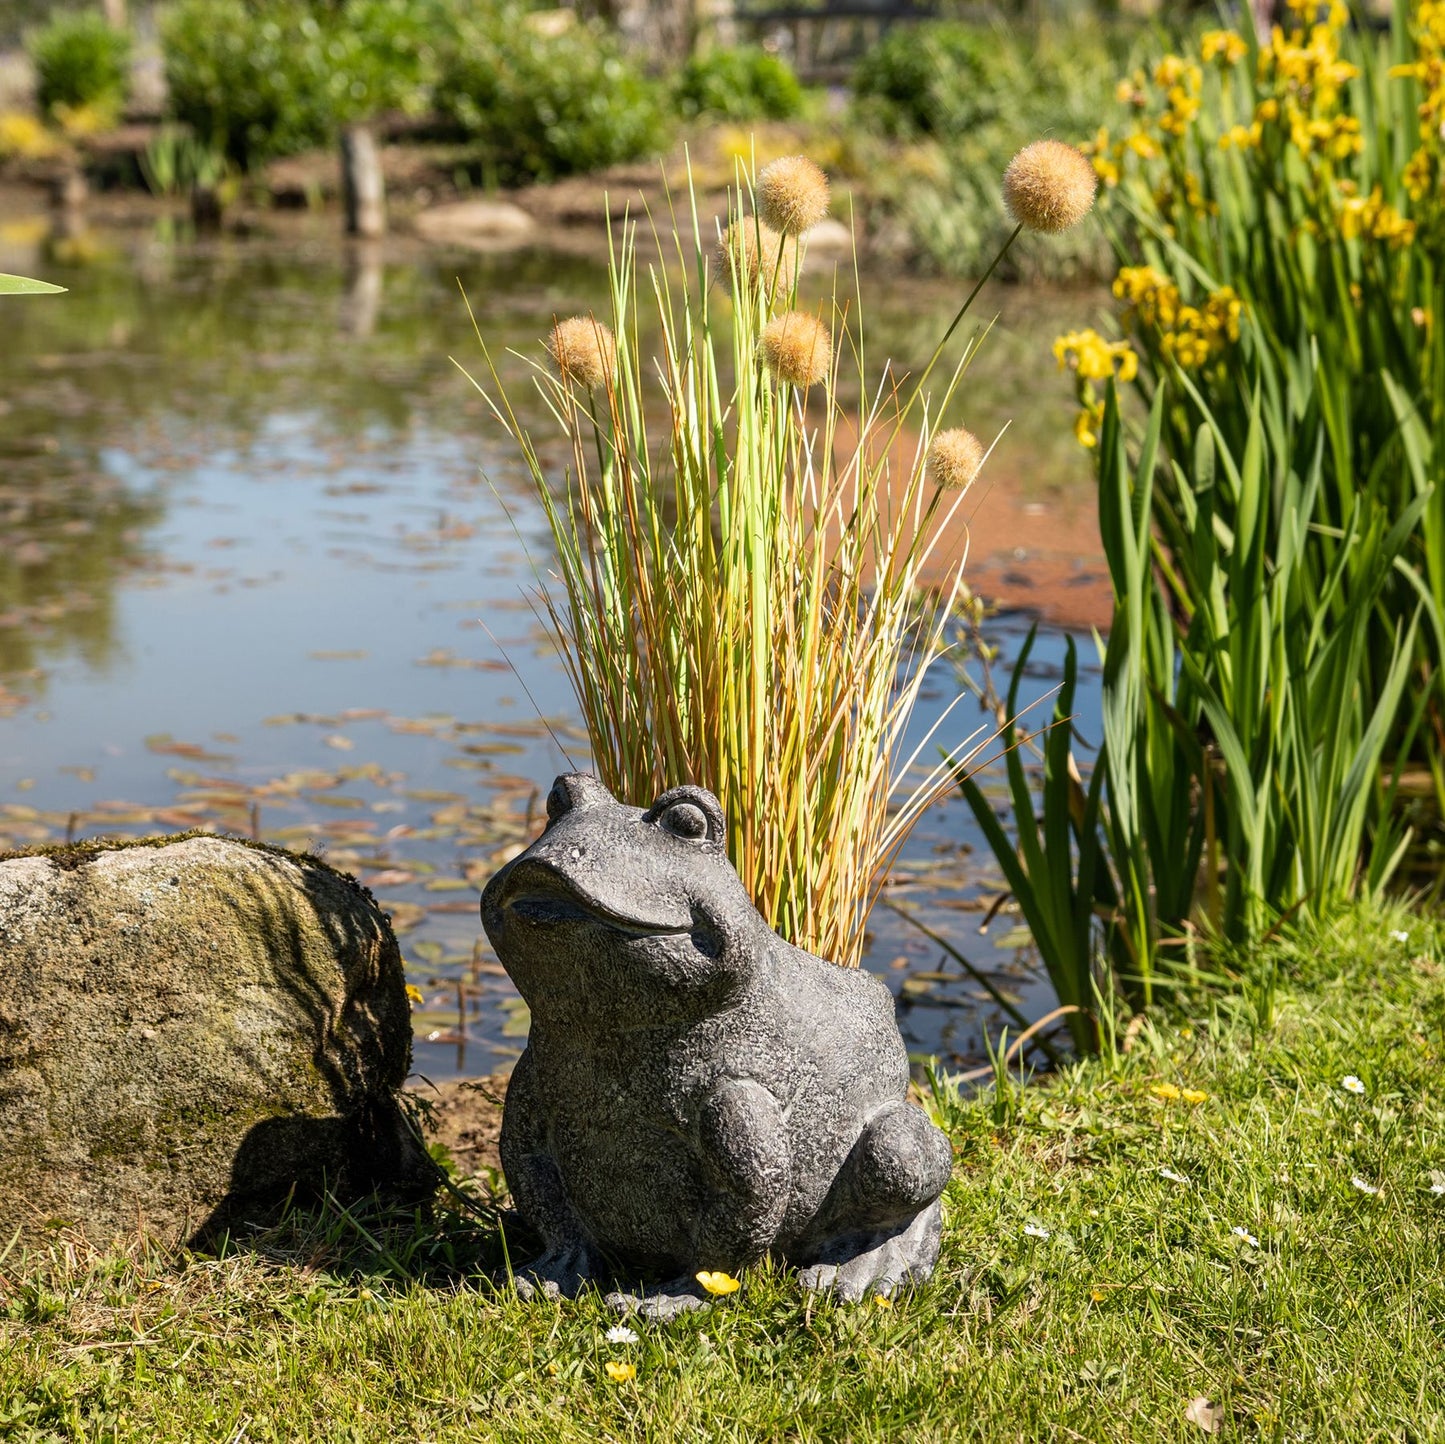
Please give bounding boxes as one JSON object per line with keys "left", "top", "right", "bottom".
{"left": 716, "top": 219, "right": 798, "bottom": 298}
{"left": 927, "top": 427, "right": 986, "bottom": 491}
{"left": 1002, "top": 140, "right": 1098, "bottom": 234}
{"left": 760, "top": 312, "right": 832, "bottom": 388}
{"left": 757, "top": 155, "right": 831, "bottom": 236}
{"left": 547, "top": 315, "right": 616, "bottom": 388}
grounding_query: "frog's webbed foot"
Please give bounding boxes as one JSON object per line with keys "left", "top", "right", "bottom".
{"left": 797, "top": 1197, "right": 943, "bottom": 1303}
{"left": 604, "top": 1275, "right": 711, "bottom": 1322}
{"left": 513, "top": 1244, "right": 606, "bottom": 1302}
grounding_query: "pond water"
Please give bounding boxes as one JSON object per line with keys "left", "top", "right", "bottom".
{"left": 0, "top": 199, "right": 1109, "bottom": 1083}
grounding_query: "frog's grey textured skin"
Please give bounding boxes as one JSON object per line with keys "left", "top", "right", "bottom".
{"left": 480, "top": 773, "right": 953, "bottom": 1319}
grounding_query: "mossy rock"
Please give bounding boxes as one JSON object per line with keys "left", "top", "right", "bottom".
{"left": 0, "top": 834, "right": 436, "bottom": 1244}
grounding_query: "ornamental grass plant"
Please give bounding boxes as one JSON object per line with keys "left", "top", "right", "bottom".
{"left": 467, "top": 149, "right": 1091, "bottom": 968}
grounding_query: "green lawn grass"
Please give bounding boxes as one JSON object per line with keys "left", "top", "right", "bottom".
{"left": 3, "top": 902, "right": 1442, "bottom": 1442}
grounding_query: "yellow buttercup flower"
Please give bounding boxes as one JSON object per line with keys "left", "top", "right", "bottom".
{"left": 695, "top": 1270, "right": 742, "bottom": 1295}
{"left": 604, "top": 1361, "right": 636, "bottom": 1383}
{"left": 1113, "top": 265, "right": 1180, "bottom": 328}
{"left": 1403, "top": 149, "right": 1434, "bottom": 203}
{"left": 1337, "top": 187, "right": 1416, "bottom": 247}
{"left": 1181, "top": 1088, "right": 1209, "bottom": 1105}
{"left": 1150, "top": 1082, "right": 1183, "bottom": 1102}
{"left": 1125, "top": 130, "right": 1159, "bottom": 160}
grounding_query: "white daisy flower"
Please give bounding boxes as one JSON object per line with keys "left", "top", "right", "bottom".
{"left": 1389, "top": 930, "right": 1409, "bottom": 943}
{"left": 1429, "top": 1179, "right": 1445, "bottom": 1197}
{"left": 1341, "top": 1076, "right": 1366, "bottom": 1095}
{"left": 1023, "top": 1223, "right": 1050, "bottom": 1240}
{"left": 1230, "top": 1227, "right": 1259, "bottom": 1247}
{"left": 605, "top": 1325, "right": 640, "bottom": 1345}
{"left": 1158, "top": 1168, "right": 1190, "bottom": 1185}
{"left": 1351, "top": 1176, "right": 1381, "bottom": 1196}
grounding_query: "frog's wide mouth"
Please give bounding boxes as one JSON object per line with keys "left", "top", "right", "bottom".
{"left": 494, "top": 859, "right": 693, "bottom": 938}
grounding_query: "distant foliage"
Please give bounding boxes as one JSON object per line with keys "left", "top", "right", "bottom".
{"left": 162, "top": 0, "right": 340, "bottom": 166}
{"left": 433, "top": 10, "right": 667, "bottom": 184}
{"left": 852, "top": 22, "right": 1008, "bottom": 137}
{"left": 160, "top": 0, "right": 467, "bottom": 167}
{"left": 852, "top": 20, "right": 1141, "bottom": 279}
{"left": 27, "top": 9, "right": 132, "bottom": 120}
{"left": 159, "top": 0, "right": 665, "bottom": 178}
{"left": 675, "top": 47, "right": 805, "bottom": 122}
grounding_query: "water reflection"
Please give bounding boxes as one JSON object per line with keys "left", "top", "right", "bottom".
{"left": 0, "top": 464, "right": 162, "bottom": 681}
{"left": 0, "top": 206, "right": 1100, "bottom": 1079}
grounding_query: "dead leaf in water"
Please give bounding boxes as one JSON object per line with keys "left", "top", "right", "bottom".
{"left": 362, "top": 869, "right": 416, "bottom": 889}
{"left": 414, "top": 648, "right": 507, "bottom": 671}
{"left": 145, "top": 734, "right": 233, "bottom": 763}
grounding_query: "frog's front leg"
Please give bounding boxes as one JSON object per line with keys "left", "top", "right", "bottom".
{"left": 607, "top": 1078, "right": 790, "bottom": 1320}
{"left": 500, "top": 1047, "right": 606, "bottom": 1300}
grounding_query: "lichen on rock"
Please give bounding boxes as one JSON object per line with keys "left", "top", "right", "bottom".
{"left": 0, "top": 833, "right": 435, "bottom": 1244}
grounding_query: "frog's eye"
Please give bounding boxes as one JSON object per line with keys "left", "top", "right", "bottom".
{"left": 659, "top": 801, "right": 709, "bottom": 840}
{"left": 644, "top": 785, "right": 726, "bottom": 844}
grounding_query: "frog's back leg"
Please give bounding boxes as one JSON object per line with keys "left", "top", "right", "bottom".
{"left": 788, "top": 1099, "right": 953, "bottom": 1300}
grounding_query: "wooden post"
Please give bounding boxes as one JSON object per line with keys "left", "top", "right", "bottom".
{"left": 340, "top": 125, "right": 385, "bottom": 240}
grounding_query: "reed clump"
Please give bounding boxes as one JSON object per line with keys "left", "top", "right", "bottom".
{"left": 469, "top": 150, "right": 1081, "bottom": 967}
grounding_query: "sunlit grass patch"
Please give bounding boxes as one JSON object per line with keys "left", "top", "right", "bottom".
{"left": 3, "top": 902, "right": 1441, "bottom": 1440}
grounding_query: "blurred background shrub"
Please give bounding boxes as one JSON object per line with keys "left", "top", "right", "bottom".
{"left": 159, "top": 0, "right": 665, "bottom": 180}
{"left": 160, "top": 0, "right": 351, "bottom": 166}
{"left": 26, "top": 8, "right": 132, "bottom": 123}
{"left": 674, "top": 45, "right": 805, "bottom": 122}
{"left": 852, "top": 19, "right": 1143, "bottom": 280}
{"left": 851, "top": 21, "right": 1010, "bottom": 138}
{"left": 433, "top": 7, "right": 667, "bottom": 183}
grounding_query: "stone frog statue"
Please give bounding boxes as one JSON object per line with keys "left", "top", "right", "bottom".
{"left": 479, "top": 772, "right": 954, "bottom": 1318}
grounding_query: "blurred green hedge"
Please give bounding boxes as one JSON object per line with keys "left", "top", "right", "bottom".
{"left": 432, "top": 9, "right": 667, "bottom": 184}
{"left": 27, "top": 9, "right": 132, "bottom": 121}
{"left": 159, "top": 0, "right": 667, "bottom": 177}
{"left": 674, "top": 46, "right": 805, "bottom": 122}
{"left": 851, "top": 19, "right": 1147, "bottom": 279}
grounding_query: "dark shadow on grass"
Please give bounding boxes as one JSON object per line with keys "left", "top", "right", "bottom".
{"left": 201, "top": 1154, "right": 536, "bottom": 1290}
